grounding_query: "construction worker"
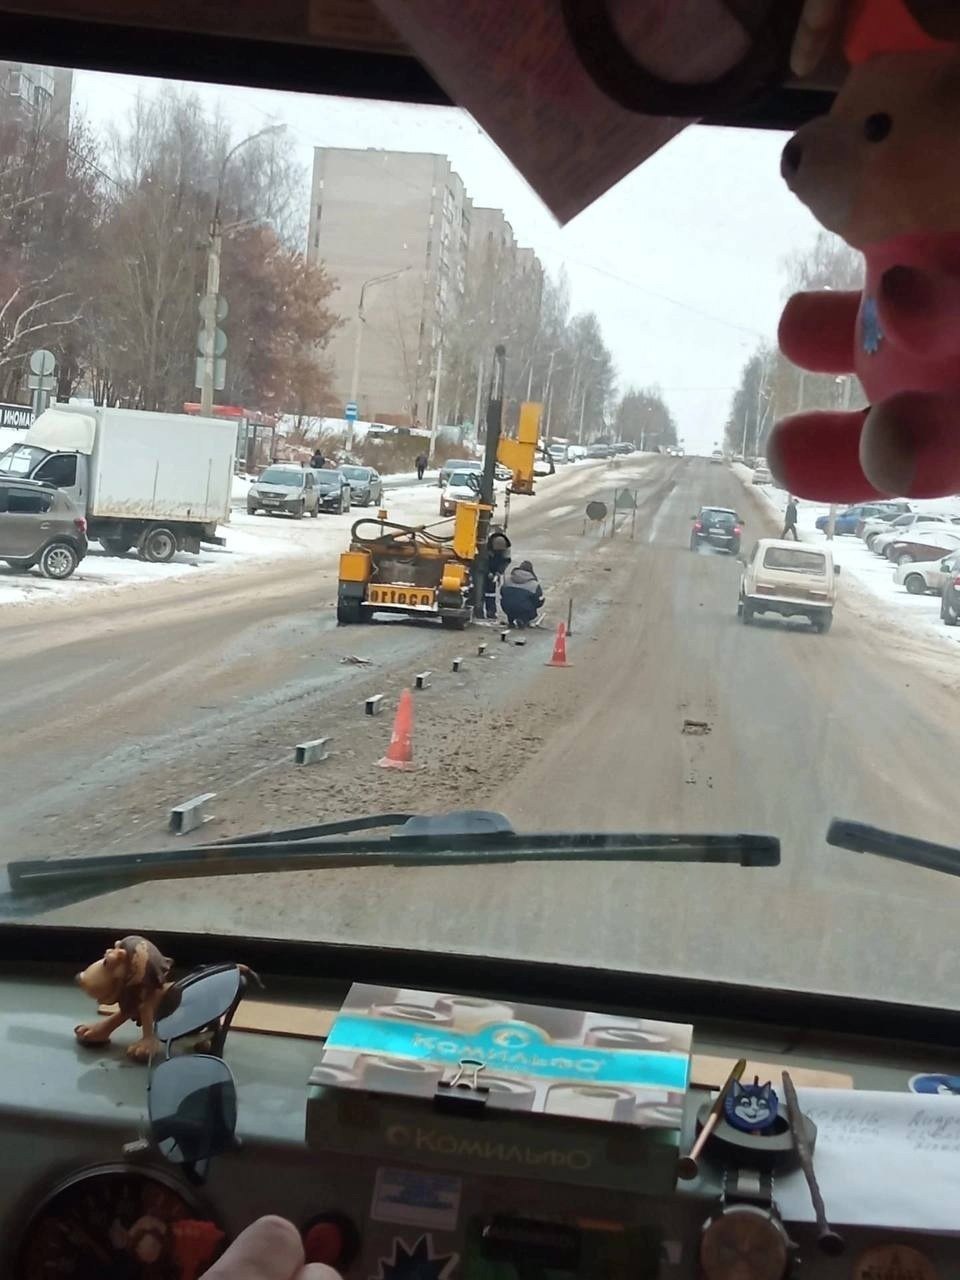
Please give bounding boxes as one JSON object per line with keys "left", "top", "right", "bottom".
{"left": 501, "top": 560, "right": 544, "bottom": 628}
{"left": 483, "top": 527, "right": 512, "bottom": 622}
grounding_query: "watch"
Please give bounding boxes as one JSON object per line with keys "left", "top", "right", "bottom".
{"left": 699, "top": 1169, "right": 794, "bottom": 1280}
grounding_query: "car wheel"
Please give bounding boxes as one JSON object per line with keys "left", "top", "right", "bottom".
{"left": 246, "top": 505, "right": 257, "bottom": 516}
{"left": 690, "top": 538, "right": 698, "bottom": 552}
{"left": 896, "top": 551, "right": 915, "bottom": 566}
{"left": 139, "top": 526, "right": 178, "bottom": 563}
{"left": 38, "top": 541, "right": 80, "bottom": 580}
{"left": 815, "top": 613, "right": 833, "bottom": 634}
{"left": 741, "top": 602, "right": 753, "bottom": 625}
{"left": 310, "top": 502, "right": 319, "bottom": 518}
{"left": 904, "top": 573, "right": 927, "bottom": 595}
{"left": 945, "top": 602, "right": 959, "bottom": 627}
{"left": 294, "top": 501, "right": 305, "bottom": 520}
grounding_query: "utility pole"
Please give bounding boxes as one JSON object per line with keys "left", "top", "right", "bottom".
{"left": 825, "top": 376, "right": 853, "bottom": 540}
{"left": 473, "top": 345, "right": 506, "bottom": 619}
{"left": 199, "top": 125, "right": 283, "bottom": 417}
{"left": 347, "top": 267, "right": 410, "bottom": 449}
{"left": 428, "top": 344, "right": 443, "bottom": 465}
{"left": 578, "top": 382, "right": 591, "bottom": 445}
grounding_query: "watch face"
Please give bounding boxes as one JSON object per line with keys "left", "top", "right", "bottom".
{"left": 853, "top": 1245, "right": 938, "bottom": 1280}
{"left": 700, "top": 1206, "right": 788, "bottom": 1280}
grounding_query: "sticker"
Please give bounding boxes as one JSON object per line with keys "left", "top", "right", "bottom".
{"left": 861, "top": 295, "right": 884, "bottom": 355}
{"left": 853, "top": 1243, "right": 938, "bottom": 1280}
{"left": 369, "top": 1233, "right": 458, "bottom": 1280}
{"left": 371, "top": 1168, "right": 462, "bottom": 1232}
{"left": 909, "top": 1073, "right": 960, "bottom": 1095}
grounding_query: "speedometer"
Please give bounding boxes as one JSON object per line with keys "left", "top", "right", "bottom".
{"left": 13, "top": 1163, "right": 226, "bottom": 1280}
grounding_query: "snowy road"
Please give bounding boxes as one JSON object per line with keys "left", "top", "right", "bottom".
{"left": 5, "top": 456, "right": 960, "bottom": 1011}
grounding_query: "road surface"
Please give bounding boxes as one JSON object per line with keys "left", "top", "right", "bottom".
{"left": 4, "top": 457, "right": 958, "bottom": 1011}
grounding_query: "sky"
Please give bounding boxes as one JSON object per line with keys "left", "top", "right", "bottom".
{"left": 73, "top": 69, "right": 827, "bottom": 453}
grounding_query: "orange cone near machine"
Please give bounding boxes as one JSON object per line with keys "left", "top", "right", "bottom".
{"left": 546, "top": 622, "right": 570, "bottom": 668}
{"left": 378, "top": 688, "right": 417, "bottom": 770}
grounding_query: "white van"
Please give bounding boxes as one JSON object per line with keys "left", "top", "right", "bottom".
{"left": 739, "top": 538, "right": 839, "bottom": 633}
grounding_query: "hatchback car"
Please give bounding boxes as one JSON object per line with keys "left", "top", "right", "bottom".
{"left": 691, "top": 506, "right": 742, "bottom": 554}
{"left": 895, "top": 550, "right": 960, "bottom": 596}
{"left": 338, "top": 465, "right": 382, "bottom": 507}
{"left": 0, "top": 479, "right": 87, "bottom": 578}
{"left": 815, "top": 501, "right": 910, "bottom": 536}
{"left": 440, "top": 469, "right": 483, "bottom": 517}
{"left": 739, "top": 538, "right": 839, "bottom": 633}
{"left": 752, "top": 465, "right": 772, "bottom": 484}
{"left": 247, "top": 465, "right": 319, "bottom": 518}
{"left": 313, "top": 468, "right": 352, "bottom": 513}
{"left": 438, "top": 458, "right": 481, "bottom": 487}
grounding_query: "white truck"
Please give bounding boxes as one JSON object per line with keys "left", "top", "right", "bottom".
{"left": 0, "top": 405, "right": 236, "bottom": 561}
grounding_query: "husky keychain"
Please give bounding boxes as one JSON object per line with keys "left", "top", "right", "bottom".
{"left": 724, "top": 1076, "right": 780, "bottom": 1135}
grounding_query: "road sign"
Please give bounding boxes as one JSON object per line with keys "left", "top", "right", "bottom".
{"left": 197, "top": 327, "right": 227, "bottom": 357}
{"left": 195, "top": 357, "right": 226, "bottom": 391}
{"left": 614, "top": 488, "right": 637, "bottom": 510}
{"left": 0, "top": 402, "right": 33, "bottom": 428}
{"left": 28, "top": 348, "right": 55, "bottom": 376}
{"left": 27, "top": 373, "right": 56, "bottom": 392}
{"left": 344, "top": 402, "right": 359, "bottom": 422}
{"left": 198, "top": 295, "right": 228, "bottom": 322}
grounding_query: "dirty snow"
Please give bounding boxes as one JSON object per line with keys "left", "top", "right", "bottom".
{"left": 735, "top": 462, "right": 960, "bottom": 655}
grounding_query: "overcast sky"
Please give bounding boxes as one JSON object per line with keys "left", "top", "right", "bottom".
{"left": 74, "top": 69, "right": 825, "bottom": 452}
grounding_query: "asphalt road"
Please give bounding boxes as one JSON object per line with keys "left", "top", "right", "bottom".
{"left": 6, "top": 457, "right": 959, "bottom": 1012}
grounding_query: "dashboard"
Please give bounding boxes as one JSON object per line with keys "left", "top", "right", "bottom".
{"left": 0, "top": 924, "right": 958, "bottom": 1280}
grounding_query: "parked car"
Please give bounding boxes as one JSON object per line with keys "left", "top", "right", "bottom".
{"left": 752, "top": 466, "right": 772, "bottom": 484}
{"left": 547, "top": 443, "right": 569, "bottom": 465}
{"left": 739, "top": 538, "right": 839, "bottom": 633}
{"left": 815, "top": 501, "right": 911, "bottom": 536}
{"left": 884, "top": 529, "right": 960, "bottom": 565}
{"left": 869, "top": 512, "right": 960, "bottom": 553}
{"left": 438, "top": 457, "right": 481, "bottom": 487}
{"left": 710, "top": 450, "right": 724, "bottom": 464}
{"left": 440, "top": 468, "right": 485, "bottom": 517}
{"left": 894, "top": 549, "right": 960, "bottom": 596}
{"left": 338, "top": 465, "right": 382, "bottom": 507}
{"left": 247, "top": 465, "right": 319, "bottom": 518}
{"left": 313, "top": 468, "right": 352, "bottom": 513}
{"left": 691, "top": 506, "right": 742, "bottom": 554}
{"left": 0, "top": 478, "right": 88, "bottom": 579}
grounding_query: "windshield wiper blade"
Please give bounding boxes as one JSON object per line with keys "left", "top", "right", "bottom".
{"left": 827, "top": 818, "right": 960, "bottom": 879}
{"left": 1, "top": 811, "right": 779, "bottom": 914}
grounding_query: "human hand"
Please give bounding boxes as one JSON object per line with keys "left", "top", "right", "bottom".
{"left": 202, "top": 1216, "right": 343, "bottom": 1280}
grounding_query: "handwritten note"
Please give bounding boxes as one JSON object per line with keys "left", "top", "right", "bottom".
{"left": 776, "top": 1089, "right": 960, "bottom": 1231}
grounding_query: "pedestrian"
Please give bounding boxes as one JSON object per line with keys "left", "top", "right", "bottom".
{"left": 500, "top": 559, "right": 545, "bottom": 629}
{"left": 781, "top": 496, "right": 800, "bottom": 540}
{"left": 415, "top": 452, "right": 428, "bottom": 481}
{"left": 310, "top": 448, "right": 325, "bottom": 470}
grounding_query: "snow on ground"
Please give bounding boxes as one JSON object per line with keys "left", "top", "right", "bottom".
{"left": 733, "top": 462, "right": 960, "bottom": 655}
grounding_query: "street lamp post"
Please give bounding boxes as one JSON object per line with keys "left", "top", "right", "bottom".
{"left": 347, "top": 268, "right": 409, "bottom": 448}
{"left": 200, "top": 125, "right": 284, "bottom": 417}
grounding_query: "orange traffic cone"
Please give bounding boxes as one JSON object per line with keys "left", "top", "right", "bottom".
{"left": 377, "top": 688, "right": 417, "bottom": 770}
{"left": 546, "top": 621, "right": 570, "bottom": 667}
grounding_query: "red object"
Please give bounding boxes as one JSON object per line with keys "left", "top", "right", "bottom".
{"left": 74, "top": 517, "right": 87, "bottom": 534}
{"left": 844, "top": 0, "right": 950, "bottom": 64}
{"left": 693, "top": 521, "right": 702, "bottom": 531}
{"left": 546, "top": 621, "right": 570, "bottom": 668}
{"left": 377, "top": 688, "right": 416, "bottom": 770}
{"left": 733, "top": 524, "right": 742, "bottom": 534}
{"left": 303, "top": 1221, "right": 344, "bottom": 1267}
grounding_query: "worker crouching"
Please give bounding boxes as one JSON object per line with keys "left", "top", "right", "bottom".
{"left": 501, "top": 560, "right": 544, "bottom": 629}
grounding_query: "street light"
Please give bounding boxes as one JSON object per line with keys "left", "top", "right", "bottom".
{"left": 199, "top": 124, "right": 285, "bottom": 416}
{"left": 347, "top": 268, "right": 410, "bottom": 448}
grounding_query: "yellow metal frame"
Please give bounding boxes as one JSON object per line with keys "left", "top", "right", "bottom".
{"left": 498, "top": 401, "right": 542, "bottom": 495}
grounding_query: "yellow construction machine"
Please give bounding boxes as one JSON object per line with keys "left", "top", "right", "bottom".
{"left": 336, "top": 498, "right": 488, "bottom": 629}
{"left": 497, "top": 401, "right": 554, "bottom": 495}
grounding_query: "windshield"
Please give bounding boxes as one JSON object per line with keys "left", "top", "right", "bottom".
{"left": 6, "top": 58, "right": 960, "bottom": 1016}
{"left": 0, "top": 444, "right": 46, "bottom": 476}
{"left": 763, "top": 547, "right": 827, "bottom": 572}
{"left": 258, "top": 468, "right": 304, "bottom": 486}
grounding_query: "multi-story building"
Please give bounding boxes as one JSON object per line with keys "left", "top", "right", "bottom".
{"left": 307, "top": 147, "right": 472, "bottom": 424}
{"left": 0, "top": 62, "right": 73, "bottom": 135}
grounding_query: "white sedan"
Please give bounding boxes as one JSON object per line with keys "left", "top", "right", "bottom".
{"left": 439, "top": 469, "right": 496, "bottom": 518}
{"left": 894, "top": 549, "right": 960, "bottom": 595}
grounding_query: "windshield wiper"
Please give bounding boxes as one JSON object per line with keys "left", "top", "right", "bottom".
{"left": 0, "top": 811, "right": 779, "bottom": 915}
{"left": 827, "top": 818, "right": 960, "bottom": 880}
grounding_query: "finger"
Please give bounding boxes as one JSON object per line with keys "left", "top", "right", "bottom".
{"left": 300, "top": 1266, "right": 344, "bottom": 1280}
{"left": 203, "top": 1216, "right": 305, "bottom": 1280}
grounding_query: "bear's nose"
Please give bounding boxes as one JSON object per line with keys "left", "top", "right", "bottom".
{"left": 781, "top": 137, "right": 803, "bottom": 178}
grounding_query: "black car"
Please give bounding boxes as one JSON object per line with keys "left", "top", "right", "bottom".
{"left": 312, "top": 468, "right": 352, "bottom": 513}
{"left": 691, "top": 506, "right": 742, "bottom": 554}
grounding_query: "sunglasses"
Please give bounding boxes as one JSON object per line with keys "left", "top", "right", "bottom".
{"left": 147, "top": 963, "right": 257, "bottom": 1182}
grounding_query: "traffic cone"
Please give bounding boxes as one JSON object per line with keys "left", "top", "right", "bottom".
{"left": 546, "top": 621, "right": 571, "bottom": 667}
{"left": 377, "top": 688, "right": 417, "bottom": 769}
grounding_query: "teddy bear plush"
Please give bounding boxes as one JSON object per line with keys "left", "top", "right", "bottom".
{"left": 768, "top": 0, "right": 960, "bottom": 501}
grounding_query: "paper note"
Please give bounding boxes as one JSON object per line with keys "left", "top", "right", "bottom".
{"left": 776, "top": 1089, "right": 960, "bottom": 1231}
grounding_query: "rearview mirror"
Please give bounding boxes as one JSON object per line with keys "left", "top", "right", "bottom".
{"left": 834, "top": 566, "right": 841, "bottom": 576}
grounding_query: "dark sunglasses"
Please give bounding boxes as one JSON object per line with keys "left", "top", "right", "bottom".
{"left": 147, "top": 964, "right": 258, "bottom": 1182}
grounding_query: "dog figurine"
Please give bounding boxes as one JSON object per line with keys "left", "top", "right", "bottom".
{"left": 75, "top": 935, "right": 174, "bottom": 1062}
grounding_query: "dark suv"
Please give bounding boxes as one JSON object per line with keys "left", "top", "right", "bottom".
{"left": 0, "top": 479, "right": 88, "bottom": 578}
{"left": 691, "top": 506, "right": 742, "bottom": 554}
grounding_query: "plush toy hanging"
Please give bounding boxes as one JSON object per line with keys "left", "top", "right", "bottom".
{"left": 768, "top": 0, "right": 960, "bottom": 501}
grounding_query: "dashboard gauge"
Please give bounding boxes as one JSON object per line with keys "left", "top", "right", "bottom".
{"left": 13, "top": 1163, "right": 226, "bottom": 1280}
{"left": 699, "top": 1205, "right": 790, "bottom": 1280}
{"left": 853, "top": 1244, "right": 938, "bottom": 1280}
